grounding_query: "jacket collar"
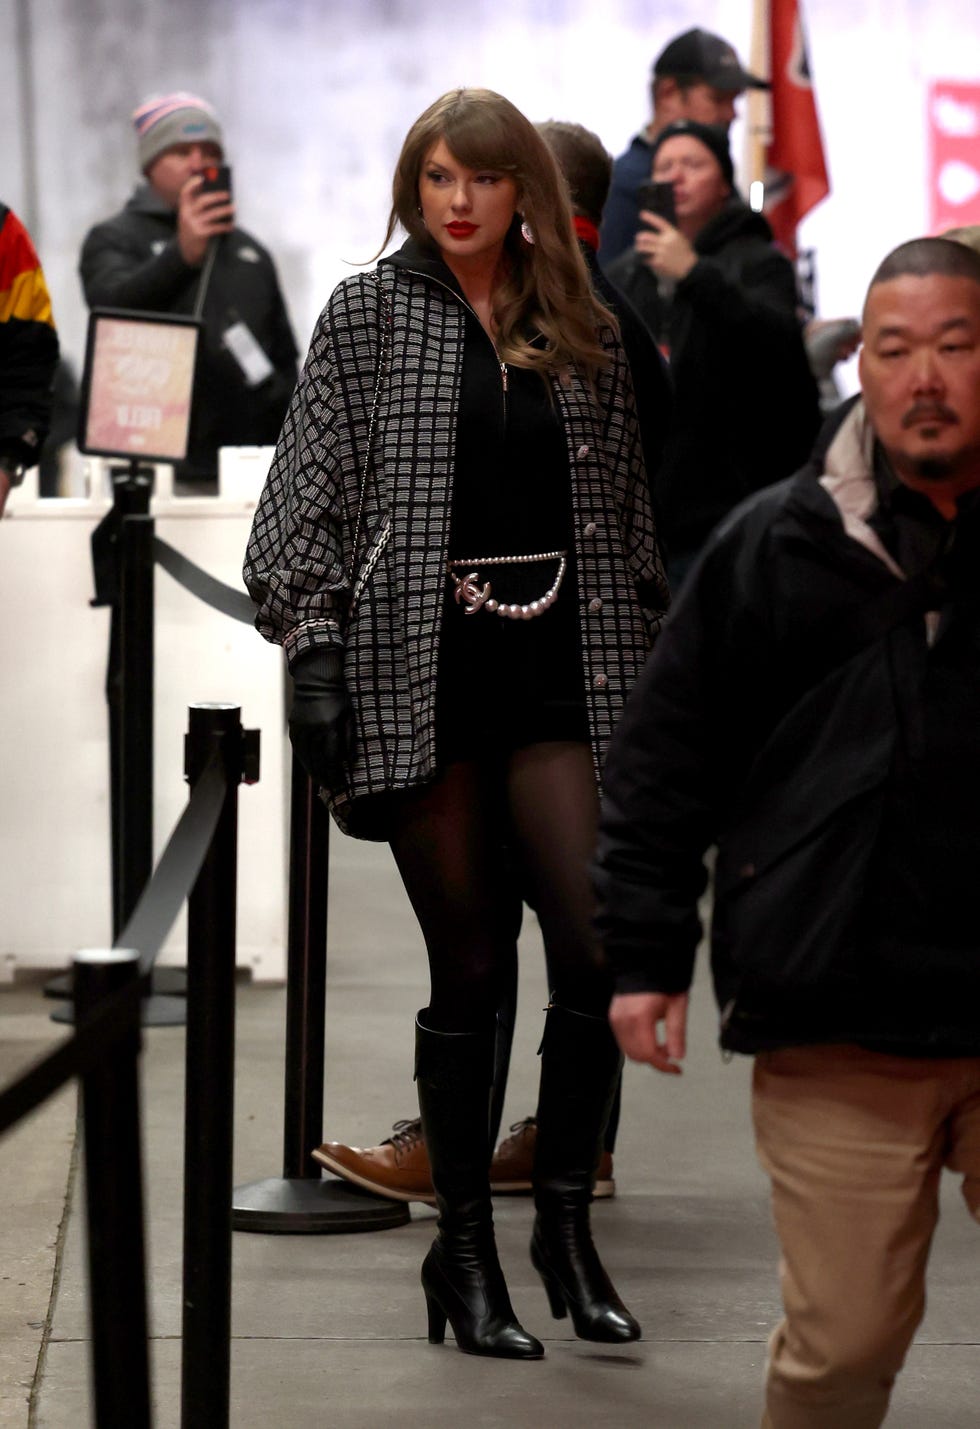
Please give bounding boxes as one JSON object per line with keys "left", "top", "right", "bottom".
{"left": 817, "top": 400, "right": 904, "bottom": 578}
{"left": 694, "top": 195, "right": 773, "bottom": 254}
{"left": 125, "top": 182, "right": 176, "bottom": 220}
{"left": 379, "top": 237, "right": 467, "bottom": 299}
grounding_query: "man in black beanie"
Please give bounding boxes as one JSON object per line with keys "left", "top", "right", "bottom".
{"left": 604, "top": 118, "right": 820, "bottom": 587}
{"left": 600, "top": 27, "right": 768, "bottom": 264}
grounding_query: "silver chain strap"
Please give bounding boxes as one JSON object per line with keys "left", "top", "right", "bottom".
{"left": 346, "top": 273, "right": 392, "bottom": 592}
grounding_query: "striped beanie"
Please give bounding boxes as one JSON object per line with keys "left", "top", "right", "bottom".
{"left": 132, "top": 92, "right": 224, "bottom": 171}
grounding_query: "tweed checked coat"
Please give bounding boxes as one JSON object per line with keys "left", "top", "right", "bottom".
{"left": 244, "top": 245, "right": 668, "bottom": 837}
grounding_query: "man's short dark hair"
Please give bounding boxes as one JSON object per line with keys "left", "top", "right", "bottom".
{"left": 536, "top": 120, "right": 612, "bottom": 225}
{"left": 869, "top": 236, "right": 980, "bottom": 294}
{"left": 652, "top": 71, "right": 704, "bottom": 101}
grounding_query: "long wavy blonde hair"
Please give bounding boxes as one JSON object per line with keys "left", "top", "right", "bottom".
{"left": 380, "top": 88, "right": 615, "bottom": 379}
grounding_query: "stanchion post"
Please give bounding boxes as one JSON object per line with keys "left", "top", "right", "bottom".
{"left": 231, "top": 750, "right": 410, "bottom": 1233}
{"left": 180, "top": 704, "right": 248, "bottom": 1429}
{"left": 74, "top": 947, "right": 151, "bottom": 1429}
{"left": 282, "top": 752, "right": 329, "bottom": 1178}
{"left": 101, "top": 467, "right": 151, "bottom": 940}
{"left": 55, "top": 509, "right": 185, "bottom": 1027}
{"left": 119, "top": 513, "right": 155, "bottom": 929}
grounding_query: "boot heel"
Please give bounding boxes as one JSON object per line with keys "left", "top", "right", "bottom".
{"left": 415, "top": 1016, "right": 544, "bottom": 1360}
{"left": 425, "top": 1291, "right": 447, "bottom": 1344}
{"left": 531, "top": 1238, "right": 568, "bottom": 1320}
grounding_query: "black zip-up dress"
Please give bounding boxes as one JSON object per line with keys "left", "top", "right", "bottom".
{"left": 432, "top": 260, "right": 587, "bottom": 760}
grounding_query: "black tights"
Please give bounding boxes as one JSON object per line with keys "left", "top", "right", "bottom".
{"left": 389, "top": 742, "right": 611, "bottom": 1034}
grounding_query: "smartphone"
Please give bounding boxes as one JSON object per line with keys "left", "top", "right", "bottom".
{"left": 637, "top": 180, "right": 676, "bottom": 228}
{"left": 198, "top": 162, "right": 233, "bottom": 198}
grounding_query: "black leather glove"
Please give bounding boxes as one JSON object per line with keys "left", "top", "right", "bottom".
{"left": 288, "top": 648, "right": 350, "bottom": 787}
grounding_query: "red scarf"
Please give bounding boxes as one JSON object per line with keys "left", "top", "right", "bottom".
{"left": 573, "top": 215, "right": 600, "bottom": 252}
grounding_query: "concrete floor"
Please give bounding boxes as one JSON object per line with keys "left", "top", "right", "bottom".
{"left": 3, "top": 834, "right": 978, "bottom": 1428}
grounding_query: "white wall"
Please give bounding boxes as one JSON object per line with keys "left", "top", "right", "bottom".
{"left": 4, "top": 0, "right": 980, "bottom": 386}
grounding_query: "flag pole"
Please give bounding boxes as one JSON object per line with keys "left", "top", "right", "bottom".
{"left": 745, "top": 0, "right": 771, "bottom": 203}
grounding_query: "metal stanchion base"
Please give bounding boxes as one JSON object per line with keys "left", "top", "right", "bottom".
{"left": 51, "top": 993, "right": 187, "bottom": 1027}
{"left": 231, "top": 1175, "right": 412, "bottom": 1234}
{"left": 145, "top": 967, "right": 188, "bottom": 997}
{"left": 44, "top": 967, "right": 188, "bottom": 1000}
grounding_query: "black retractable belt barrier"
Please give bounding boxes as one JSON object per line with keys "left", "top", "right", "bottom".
{"left": 116, "top": 507, "right": 186, "bottom": 1020}
{"left": 231, "top": 751, "right": 409, "bottom": 1233}
{"left": 74, "top": 947, "right": 152, "bottom": 1429}
{"left": 180, "top": 704, "right": 257, "bottom": 1429}
{"left": 1, "top": 703, "right": 250, "bottom": 1429}
{"left": 0, "top": 746, "right": 227, "bottom": 1140}
{"left": 48, "top": 479, "right": 259, "bottom": 1017}
{"left": 52, "top": 472, "right": 187, "bottom": 1023}
{"left": 153, "top": 537, "right": 257, "bottom": 624}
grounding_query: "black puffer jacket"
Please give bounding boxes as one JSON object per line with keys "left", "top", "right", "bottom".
{"left": 0, "top": 203, "right": 59, "bottom": 470}
{"left": 594, "top": 402, "right": 980, "bottom": 1058}
{"left": 604, "top": 198, "right": 820, "bottom": 556}
{"left": 79, "top": 184, "right": 298, "bottom": 482}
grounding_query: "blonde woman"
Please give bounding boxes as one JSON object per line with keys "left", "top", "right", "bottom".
{"left": 245, "top": 88, "right": 666, "bottom": 1359}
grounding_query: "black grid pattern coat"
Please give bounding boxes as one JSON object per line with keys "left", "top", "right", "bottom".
{"left": 244, "top": 248, "right": 668, "bottom": 837}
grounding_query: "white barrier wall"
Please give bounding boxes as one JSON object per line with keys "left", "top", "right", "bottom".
{"left": 0, "top": 450, "right": 288, "bottom": 982}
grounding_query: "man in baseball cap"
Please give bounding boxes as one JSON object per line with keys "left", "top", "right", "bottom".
{"left": 600, "top": 28, "right": 768, "bottom": 262}
{"left": 654, "top": 27, "right": 768, "bottom": 96}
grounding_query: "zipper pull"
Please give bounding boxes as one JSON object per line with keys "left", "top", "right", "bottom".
{"left": 500, "top": 360, "right": 508, "bottom": 392}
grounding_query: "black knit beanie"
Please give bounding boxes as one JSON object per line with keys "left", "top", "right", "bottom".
{"left": 648, "top": 120, "right": 735, "bottom": 189}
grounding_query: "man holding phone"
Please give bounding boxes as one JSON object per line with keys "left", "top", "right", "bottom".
{"left": 605, "top": 120, "right": 820, "bottom": 587}
{"left": 79, "top": 91, "right": 298, "bottom": 489}
{"left": 600, "top": 27, "right": 768, "bottom": 264}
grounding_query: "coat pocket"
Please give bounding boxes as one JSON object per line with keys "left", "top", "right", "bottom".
{"left": 714, "top": 782, "right": 886, "bottom": 992}
{"left": 349, "top": 510, "right": 392, "bottom": 615}
{"left": 712, "top": 653, "right": 896, "bottom": 993}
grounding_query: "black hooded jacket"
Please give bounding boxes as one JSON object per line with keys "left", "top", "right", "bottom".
{"left": 0, "top": 203, "right": 59, "bottom": 470}
{"left": 594, "top": 403, "right": 980, "bottom": 1059}
{"left": 79, "top": 184, "right": 298, "bottom": 482}
{"left": 604, "top": 198, "right": 820, "bottom": 556}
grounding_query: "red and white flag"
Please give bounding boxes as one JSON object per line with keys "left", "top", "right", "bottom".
{"left": 746, "top": 0, "right": 830, "bottom": 255}
{"left": 928, "top": 81, "right": 980, "bottom": 233}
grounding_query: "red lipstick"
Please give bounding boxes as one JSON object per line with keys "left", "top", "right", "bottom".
{"left": 446, "top": 222, "right": 478, "bottom": 238}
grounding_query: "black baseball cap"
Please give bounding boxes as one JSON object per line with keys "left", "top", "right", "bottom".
{"left": 653, "top": 28, "right": 769, "bottom": 92}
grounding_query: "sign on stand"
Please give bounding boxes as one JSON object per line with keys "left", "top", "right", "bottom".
{"left": 78, "top": 309, "right": 202, "bottom": 463}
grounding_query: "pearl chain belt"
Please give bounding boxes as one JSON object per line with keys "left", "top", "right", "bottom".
{"left": 446, "top": 550, "right": 567, "bottom": 620}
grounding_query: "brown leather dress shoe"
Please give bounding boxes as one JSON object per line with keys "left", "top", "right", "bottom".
{"left": 489, "top": 1117, "right": 616, "bottom": 1199}
{"left": 314, "top": 1114, "right": 617, "bottom": 1204}
{"left": 312, "top": 1119, "right": 436, "bottom": 1205}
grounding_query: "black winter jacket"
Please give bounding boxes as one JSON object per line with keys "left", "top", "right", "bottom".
{"left": 594, "top": 402, "right": 980, "bottom": 1057}
{"left": 0, "top": 203, "right": 59, "bottom": 470}
{"left": 79, "top": 185, "right": 298, "bottom": 482}
{"left": 604, "top": 198, "right": 820, "bottom": 556}
{"left": 582, "top": 244, "right": 673, "bottom": 505}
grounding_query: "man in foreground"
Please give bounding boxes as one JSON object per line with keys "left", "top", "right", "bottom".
{"left": 595, "top": 236, "right": 980, "bottom": 1427}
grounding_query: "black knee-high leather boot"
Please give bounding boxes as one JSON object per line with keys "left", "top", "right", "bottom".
{"left": 531, "top": 1002, "right": 641, "bottom": 1343}
{"left": 415, "top": 1011, "right": 544, "bottom": 1359}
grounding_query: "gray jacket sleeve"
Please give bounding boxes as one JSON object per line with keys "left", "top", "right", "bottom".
{"left": 243, "top": 276, "right": 380, "bottom": 666}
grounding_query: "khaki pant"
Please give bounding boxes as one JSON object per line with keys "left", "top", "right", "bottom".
{"left": 752, "top": 1044, "right": 980, "bottom": 1429}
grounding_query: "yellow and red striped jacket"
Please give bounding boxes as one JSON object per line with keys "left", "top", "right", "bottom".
{"left": 0, "top": 202, "right": 59, "bottom": 468}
